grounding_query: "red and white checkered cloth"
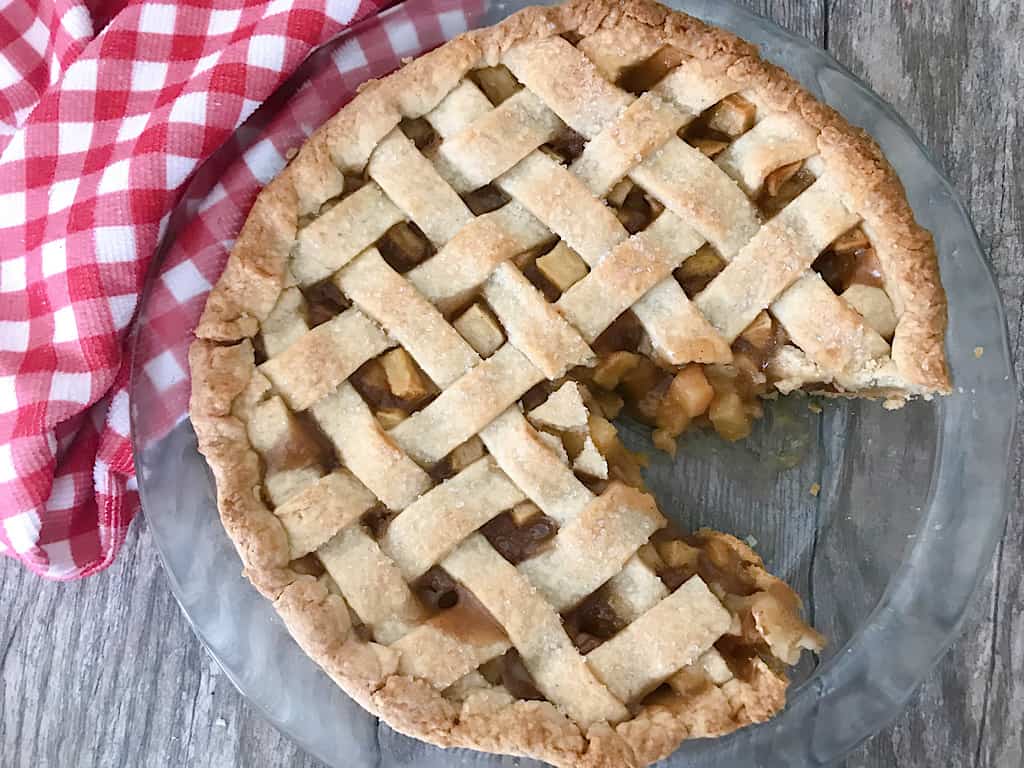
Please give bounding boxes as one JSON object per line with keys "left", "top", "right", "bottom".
{"left": 0, "top": 0, "right": 479, "bottom": 579}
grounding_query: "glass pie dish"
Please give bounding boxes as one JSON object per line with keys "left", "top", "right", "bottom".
{"left": 129, "top": 1, "right": 1017, "bottom": 766}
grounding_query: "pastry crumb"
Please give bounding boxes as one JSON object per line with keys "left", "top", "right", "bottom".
{"left": 809, "top": 482, "right": 821, "bottom": 497}
{"left": 285, "top": 147, "right": 298, "bottom": 160}
{"left": 807, "top": 401, "right": 822, "bottom": 414}
{"left": 974, "top": 346, "right": 984, "bottom": 358}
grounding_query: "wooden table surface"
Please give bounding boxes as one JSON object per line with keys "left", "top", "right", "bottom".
{"left": 2, "top": 2, "right": 1021, "bottom": 766}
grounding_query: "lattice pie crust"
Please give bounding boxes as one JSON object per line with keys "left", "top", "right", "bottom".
{"left": 189, "top": 2, "right": 950, "bottom": 765}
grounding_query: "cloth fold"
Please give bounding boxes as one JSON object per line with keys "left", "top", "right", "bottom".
{"left": 0, "top": 0, "right": 389, "bottom": 579}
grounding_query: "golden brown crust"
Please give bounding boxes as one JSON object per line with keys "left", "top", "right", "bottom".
{"left": 189, "top": 340, "right": 291, "bottom": 572}
{"left": 195, "top": 181, "right": 299, "bottom": 341}
{"left": 450, "top": 698, "right": 591, "bottom": 767}
{"left": 189, "top": 2, "right": 949, "bottom": 765}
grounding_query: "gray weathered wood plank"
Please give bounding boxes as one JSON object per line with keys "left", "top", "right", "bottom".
{"left": 1, "top": 2, "right": 1020, "bottom": 768}
{"left": 829, "top": 1, "right": 1023, "bottom": 766}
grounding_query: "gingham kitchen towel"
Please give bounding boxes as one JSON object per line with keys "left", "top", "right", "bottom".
{"left": 0, "top": 0, "right": 482, "bottom": 579}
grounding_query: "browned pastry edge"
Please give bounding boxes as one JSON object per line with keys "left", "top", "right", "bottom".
{"left": 188, "top": 2, "right": 950, "bottom": 765}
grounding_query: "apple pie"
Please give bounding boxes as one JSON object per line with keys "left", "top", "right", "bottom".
{"left": 189, "top": 1, "right": 949, "bottom": 765}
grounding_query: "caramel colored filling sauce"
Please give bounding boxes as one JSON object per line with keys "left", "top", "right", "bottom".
{"left": 481, "top": 511, "right": 559, "bottom": 565}
{"left": 562, "top": 591, "right": 626, "bottom": 654}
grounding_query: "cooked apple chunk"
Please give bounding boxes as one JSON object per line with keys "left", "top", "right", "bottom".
{"left": 606, "top": 179, "right": 635, "bottom": 207}
{"left": 691, "top": 137, "right": 728, "bottom": 158}
{"left": 676, "top": 244, "right": 725, "bottom": 295}
{"left": 708, "top": 390, "right": 753, "bottom": 442}
{"left": 381, "top": 348, "right": 430, "bottom": 402}
{"left": 536, "top": 242, "right": 588, "bottom": 293}
{"left": 592, "top": 351, "right": 642, "bottom": 390}
{"left": 831, "top": 226, "right": 870, "bottom": 254}
{"left": 763, "top": 161, "right": 803, "bottom": 197}
{"left": 651, "top": 366, "right": 715, "bottom": 455}
{"left": 739, "top": 311, "right": 775, "bottom": 351}
{"left": 454, "top": 303, "right": 505, "bottom": 357}
{"left": 509, "top": 500, "right": 541, "bottom": 526}
{"left": 705, "top": 94, "right": 756, "bottom": 137}
{"left": 474, "top": 64, "right": 520, "bottom": 104}
{"left": 842, "top": 284, "right": 898, "bottom": 339}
